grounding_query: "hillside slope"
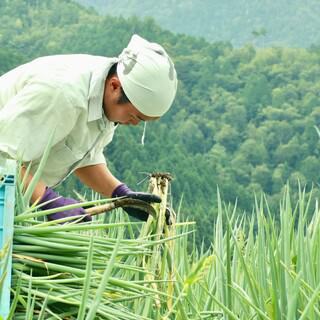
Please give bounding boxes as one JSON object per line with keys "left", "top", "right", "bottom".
{"left": 75, "top": 0, "right": 320, "bottom": 47}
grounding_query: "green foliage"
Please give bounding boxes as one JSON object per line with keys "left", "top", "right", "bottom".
{"left": 1, "top": 0, "right": 320, "bottom": 245}
{"left": 0, "top": 48, "right": 23, "bottom": 75}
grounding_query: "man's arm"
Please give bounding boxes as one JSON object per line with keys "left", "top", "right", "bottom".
{"left": 22, "top": 163, "right": 167, "bottom": 223}
{"left": 74, "top": 163, "right": 121, "bottom": 197}
{"left": 20, "top": 165, "right": 92, "bottom": 222}
{"left": 74, "top": 163, "right": 166, "bottom": 222}
{"left": 21, "top": 163, "right": 120, "bottom": 205}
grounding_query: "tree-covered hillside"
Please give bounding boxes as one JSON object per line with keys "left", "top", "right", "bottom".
{"left": 1, "top": 0, "right": 320, "bottom": 244}
{"left": 75, "top": 0, "right": 320, "bottom": 48}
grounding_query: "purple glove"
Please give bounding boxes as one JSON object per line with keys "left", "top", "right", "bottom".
{"left": 39, "top": 187, "right": 91, "bottom": 222}
{"left": 112, "top": 183, "right": 172, "bottom": 224}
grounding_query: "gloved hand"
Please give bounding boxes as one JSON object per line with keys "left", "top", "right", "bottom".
{"left": 39, "top": 187, "right": 91, "bottom": 222}
{"left": 112, "top": 183, "right": 172, "bottom": 224}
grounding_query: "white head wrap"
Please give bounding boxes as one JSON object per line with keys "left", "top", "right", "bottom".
{"left": 117, "top": 34, "right": 178, "bottom": 117}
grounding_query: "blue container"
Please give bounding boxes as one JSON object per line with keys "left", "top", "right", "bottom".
{"left": 0, "top": 159, "right": 16, "bottom": 319}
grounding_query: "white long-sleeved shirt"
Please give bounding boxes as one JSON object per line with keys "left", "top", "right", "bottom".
{"left": 0, "top": 54, "right": 118, "bottom": 187}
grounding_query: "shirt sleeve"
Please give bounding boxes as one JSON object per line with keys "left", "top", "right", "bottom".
{"left": 79, "top": 150, "right": 106, "bottom": 168}
{"left": 0, "top": 80, "right": 79, "bottom": 162}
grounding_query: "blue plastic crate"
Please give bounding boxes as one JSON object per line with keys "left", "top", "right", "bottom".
{"left": 0, "top": 159, "right": 16, "bottom": 319}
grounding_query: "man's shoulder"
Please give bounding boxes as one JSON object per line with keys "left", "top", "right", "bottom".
{"left": 33, "top": 53, "right": 109, "bottom": 64}
{"left": 33, "top": 54, "right": 114, "bottom": 106}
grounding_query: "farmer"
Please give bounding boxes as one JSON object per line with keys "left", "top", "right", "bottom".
{"left": 0, "top": 34, "right": 178, "bottom": 222}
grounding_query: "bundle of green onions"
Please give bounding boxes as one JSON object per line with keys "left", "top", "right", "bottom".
{"left": 5, "top": 167, "right": 198, "bottom": 319}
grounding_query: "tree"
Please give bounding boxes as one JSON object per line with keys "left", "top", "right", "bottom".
{"left": 215, "top": 124, "right": 240, "bottom": 152}
{"left": 243, "top": 73, "right": 272, "bottom": 117}
{"left": 239, "top": 139, "right": 268, "bottom": 166}
{"left": 252, "top": 164, "right": 272, "bottom": 193}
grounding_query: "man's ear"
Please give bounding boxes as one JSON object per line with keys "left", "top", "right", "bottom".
{"left": 110, "top": 76, "right": 122, "bottom": 91}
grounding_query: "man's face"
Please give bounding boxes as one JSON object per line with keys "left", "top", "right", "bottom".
{"left": 103, "top": 76, "right": 159, "bottom": 125}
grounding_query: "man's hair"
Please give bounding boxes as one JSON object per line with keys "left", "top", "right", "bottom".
{"left": 107, "top": 63, "right": 130, "bottom": 104}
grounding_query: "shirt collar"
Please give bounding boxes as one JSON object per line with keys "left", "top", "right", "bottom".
{"left": 88, "top": 57, "right": 118, "bottom": 122}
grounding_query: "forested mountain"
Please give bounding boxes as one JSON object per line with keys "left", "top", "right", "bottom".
{"left": 75, "top": 0, "right": 320, "bottom": 48}
{"left": 1, "top": 0, "right": 320, "bottom": 244}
